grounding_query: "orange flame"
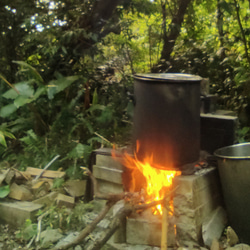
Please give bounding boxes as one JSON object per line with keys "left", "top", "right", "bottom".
{"left": 113, "top": 142, "right": 181, "bottom": 215}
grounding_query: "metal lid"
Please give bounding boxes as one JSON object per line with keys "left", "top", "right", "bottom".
{"left": 133, "top": 73, "right": 202, "bottom": 82}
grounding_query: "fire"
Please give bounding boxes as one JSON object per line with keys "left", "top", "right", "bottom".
{"left": 112, "top": 142, "right": 181, "bottom": 215}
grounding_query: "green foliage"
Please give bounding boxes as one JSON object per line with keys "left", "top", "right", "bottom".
{"left": 3, "top": 0, "right": 250, "bottom": 178}
{"left": 16, "top": 219, "right": 37, "bottom": 241}
{"left": 37, "top": 202, "right": 94, "bottom": 233}
{"left": 52, "top": 178, "right": 65, "bottom": 189}
{"left": 0, "top": 123, "right": 15, "bottom": 148}
{"left": 0, "top": 185, "right": 10, "bottom": 198}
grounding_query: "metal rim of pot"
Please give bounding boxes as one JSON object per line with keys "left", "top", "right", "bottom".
{"left": 214, "top": 142, "right": 250, "bottom": 160}
{"left": 133, "top": 73, "right": 202, "bottom": 83}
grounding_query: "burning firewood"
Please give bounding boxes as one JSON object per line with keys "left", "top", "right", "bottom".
{"left": 52, "top": 167, "right": 175, "bottom": 250}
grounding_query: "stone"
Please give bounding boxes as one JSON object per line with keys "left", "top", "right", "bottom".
{"left": 8, "top": 183, "right": 33, "bottom": 201}
{"left": 93, "top": 165, "right": 123, "bottom": 185}
{"left": 74, "top": 246, "right": 82, "bottom": 250}
{"left": 226, "top": 244, "right": 250, "bottom": 250}
{"left": 0, "top": 170, "right": 7, "bottom": 185}
{"left": 211, "top": 239, "right": 220, "bottom": 250}
{"left": 64, "top": 179, "right": 87, "bottom": 197}
{"left": 4, "top": 169, "right": 15, "bottom": 185}
{"left": 56, "top": 193, "right": 75, "bottom": 208}
{"left": 32, "top": 180, "right": 51, "bottom": 199}
{"left": 40, "top": 229, "right": 63, "bottom": 248}
{"left": 0, "top": 201, "right": 43, "bottom": 226}
{"left": 226, "top": 226, "right": 239, "bottom": 247}
{"left": 33, "top": 191, "right": 58, "bottom": 206}
{"left": 55, "top": 232, "right": 79, "bottom": 249}
{"left": 202, "top": 206, "right": 227, "bottom": 247}
{"left": 109, "top": 200, "right": 126, "bottom": 244}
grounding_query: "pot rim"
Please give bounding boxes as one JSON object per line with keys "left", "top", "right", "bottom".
{"left": 133, "top": 73, "right": 202, "bottom": 83}
{"left": 214, "top": 142, "right": 250, "bottom": 159}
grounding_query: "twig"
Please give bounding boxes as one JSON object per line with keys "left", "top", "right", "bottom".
{"left": 34, "top": 155, "right": 60, "bottom": 180}
{"left": 36, "top": 210, "right": 50, "bottom": 242}
{"left": 86, "top": 198, "right": 170, "bottom": 250}
{"left": 94, "top": 132, "right": 113, "bottom": 146}
{"left": 53, "top": 200, "right": 117, "bottom": 250}
{"left": 11, "top": 167, "right": 29, "bottom": 181}
{"left": 26, "top": 235, "right": 36, "bottom": 249}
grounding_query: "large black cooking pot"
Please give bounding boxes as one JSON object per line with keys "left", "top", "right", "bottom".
{"left": 133, "top": 73, "right": 202, "bottom": 170}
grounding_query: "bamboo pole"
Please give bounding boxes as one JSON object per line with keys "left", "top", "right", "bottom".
{"left": 161, "top": 197, "right": 169, "bottom": 250}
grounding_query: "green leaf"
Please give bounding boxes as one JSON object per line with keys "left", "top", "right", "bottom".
{"left": 88, "top": 104, "right": 106, "bottom": 113}
{"left": 0, "top": 131, "right": 7, "bottom": 147}
{"left": 2, "top": 81, "right": 34, "bottom": 99}
{"left": 219, "top": 0, "right": 233, "bottom": 14}
{"left": 67, "top": 143, "right": 85, "bottom": 159}
{"left": 14, "top": 96, "right": 33, "bottom": 108}
{"left": 2, "top": 88, "right": 18, "bottom": 99}
{"left": 53, "top": 178, "right": 65, "bottom": 189}
{"left": 33, "top": 86, "right": 46, "bottom": 99}
{"left": 13, "top": 61, "right": 44, "bottom": 84}
{"left": 22, "top": 224, "right": 37, "bottom": 241}
{"left": 0, "top": 185, "right": 10, "bottom": 198}
{"left": 3, "top": 131, "right": 16, "bottom": 139}
{"left": 0, "top": 104, "right": 18, "bottom": 118}
{"left": 92, "top": 88, "right": 98, "bottom": 105}
{"left": 47, "top": 76, "right": 79, "bottom": 99}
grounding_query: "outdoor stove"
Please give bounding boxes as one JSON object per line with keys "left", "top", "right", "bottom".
{"left": 90, "top": 73, "right": 228, "bottom": 248}
{"left": 92, "top": 149, "right": 223, "bottom": 248}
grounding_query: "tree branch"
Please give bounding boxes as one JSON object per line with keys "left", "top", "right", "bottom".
{"left": 160, "top": 0, "right": 192, "bottom": 61}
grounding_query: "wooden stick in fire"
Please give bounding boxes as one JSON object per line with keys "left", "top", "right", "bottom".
{"left": 161, "top": 195, "right": 169, "bottom": 250}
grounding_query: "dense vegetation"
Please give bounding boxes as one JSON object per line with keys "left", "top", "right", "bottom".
{"left": 1, "top": 0, "right": 250, "bottom": 176}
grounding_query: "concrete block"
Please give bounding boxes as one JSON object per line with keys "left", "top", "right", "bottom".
{"left": 173, "top": 168, "right": 223, "bottom": 246}
{"left": 94, "top": 148, "right": 123, "bottom": 170}
{"left": 126, "top": 212, "right": 175, "bottom": 247}
{"left": 0, "top": 201, "right": 43, "bottom": 226}
{"left": 33, "top": 191, "right": 58, "bottom": 206}
{"left": 56, "top": 193, "right": 75, "bottom": 208}
{"left": 64, "top": 179, "right": 87, "bottom": 197}
{"left": 200, "top": 113, "right": 238, "bottom": 153}
{"left": 93, "top": 165, "right": 123, "bottom": 185}
{"left": 95, "top": 155, "right": 123, "bottom": 171}
{"left": 96, "top": 179, "right": 123, "bottom": 194}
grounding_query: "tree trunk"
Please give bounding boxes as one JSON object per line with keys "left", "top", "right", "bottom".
{"left": 217, "top": 0, "right": 224, "bottom": 48}
{"left": 160, "top": 0, "right": 192, "bottom": 61}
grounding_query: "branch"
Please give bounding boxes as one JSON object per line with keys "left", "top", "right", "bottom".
{"left": 53, "top": 200, "right": 117, "bottom": 250}
{"left": 160, "top": 0, "right": 192, "bottom": 61}
{"left": 233, "top": 0, "right": 250, "bottom": 65}
{"left": 85, "top": 199, "right": 166, "bottom": 250}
